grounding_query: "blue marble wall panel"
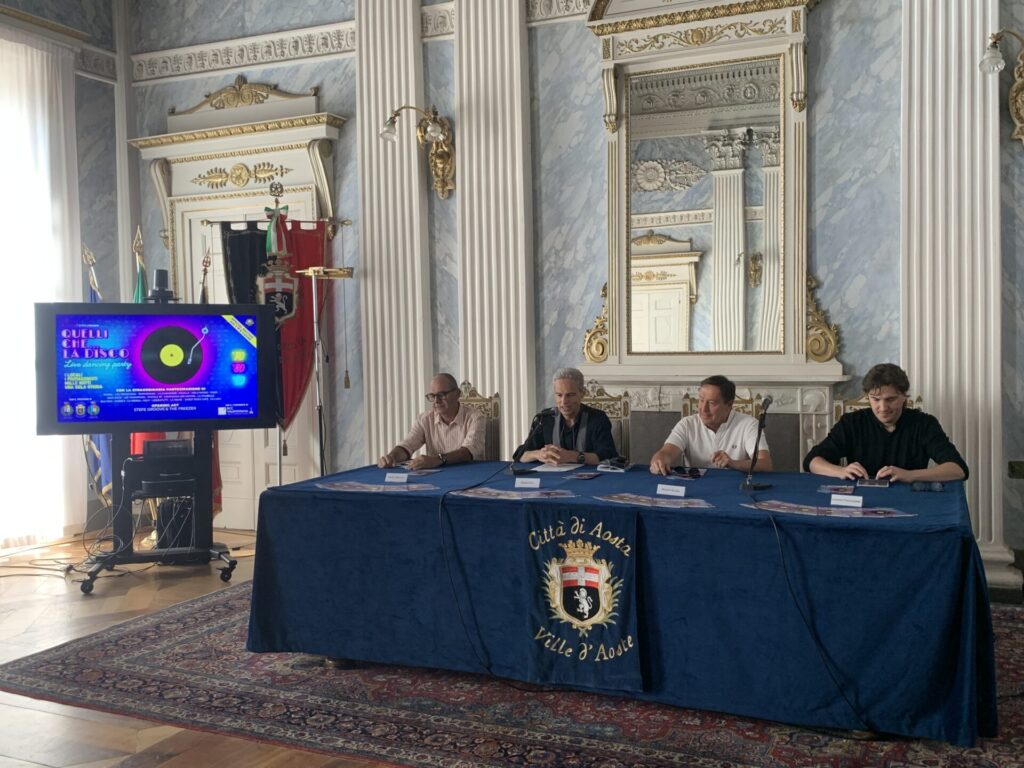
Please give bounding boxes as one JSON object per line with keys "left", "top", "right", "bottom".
{"left": 807, "top": 0, "right": 901, "bottom": 398}
{"left": 1, "top": 0, "right": 113, "bottom": 49}
{"left": 1000, "top": 0, "right": 1024, "bottom": 548}
{"left": 133, "top": 55, "right": 363, "bottom": 470}
{"left": 528, "top": 18, "right": 606, "bottom": 406}
{"left": 424, "top": 39, "right": 458, "bottom": 380}
{"left": 130, "top": 0, "right": 354, "bottom": 54}
{"left": 76, "top": 75, "right": 118, "bottom": 298}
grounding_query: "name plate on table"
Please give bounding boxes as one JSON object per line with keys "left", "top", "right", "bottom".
{"left": 657, "top": 484, "right": 686, "bottom": 497}
{"left": 384, "top": 472, "right": 408, "bottom": 484}
{"left": 516, "top": 477, "right": 541, "bottom": 489}
{"left": 831, "top": 493, "right": 863, "bottom": 507}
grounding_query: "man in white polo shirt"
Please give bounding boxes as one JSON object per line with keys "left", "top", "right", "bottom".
{"left": 377, "top": 373, "right": 485, "bottom": 470}
{"left": 649, "top": 375, "right": 773, "bottom": 475}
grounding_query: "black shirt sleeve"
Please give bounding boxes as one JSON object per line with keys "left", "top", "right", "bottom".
{"left": 585, "top": 407, "right": 619, "bottom": 461}
{"left": 513, "top": 411, "right": 553, "bottom": 462}
{"left": 802, "top": 415, "right": 853, "bottom": 472}
{"left": 919, "top": 413, "right": 970, "bottom": 480}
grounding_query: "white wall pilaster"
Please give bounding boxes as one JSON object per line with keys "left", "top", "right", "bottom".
{"left": 357, "top": 0, "right": 433, "bottom": 462}
{"left": 902, "top": 0, "right": 1020, "bottom": 588}
{"left": 758, "top": 128, "right": 781, "bottom": 351}
{"left": 456, "top": 0, "right": 535, "bottom": 459}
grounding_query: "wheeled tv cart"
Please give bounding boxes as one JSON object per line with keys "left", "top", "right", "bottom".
{"left": 79, "top": 429, "right": 236, "bottom": 594}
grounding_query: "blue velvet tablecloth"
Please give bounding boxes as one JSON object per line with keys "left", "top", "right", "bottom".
{"left": 247, "top": 462, "right": 997, "bottom": 746}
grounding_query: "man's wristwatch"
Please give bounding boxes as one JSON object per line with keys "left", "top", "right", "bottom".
{"left": 438, "top": 452, "right": 448, "bottom": 466}
{"left": 577, "top": 451, "right": 586, "bottom": 465}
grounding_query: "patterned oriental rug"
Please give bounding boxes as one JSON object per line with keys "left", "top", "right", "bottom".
{"left": 0, "top": 584, "right": 1022, "bottom": 768}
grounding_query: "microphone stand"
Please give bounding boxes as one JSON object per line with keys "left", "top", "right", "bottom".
{"left": 740, "top": 401, "right": 772, "bottom": 491}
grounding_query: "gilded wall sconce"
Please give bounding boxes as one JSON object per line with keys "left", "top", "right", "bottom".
{"left": 979, "top": 28, "right": 1024, "bottom": 145}
{"left": 380, "top": 104, "right": 455, "bottom": 199}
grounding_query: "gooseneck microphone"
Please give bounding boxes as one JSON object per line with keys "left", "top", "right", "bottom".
{"left": 512, "top": 407, "right": 554, "bottom": 466}
{"left": 740, "top": 395, "right": 773, "bottom": 491}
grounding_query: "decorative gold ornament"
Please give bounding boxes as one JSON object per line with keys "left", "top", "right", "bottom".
{"left": 191, "top": 162, "right": 291, "bottom": 189}
{"left": 583, "top": 283, "right": 611, "bottom": 363}
{"left": 746, "top": 252, "right": 763, "bottom": 288}
{"left": 806, "top": 275, "right": 839, "bottom": 363}
{"left": 619, "top": 19, "right": 785, "bottom": 54}
{"left": 630, "top": 230, "right": 670, "bottom": 247}
{"left": 589, "top": 0, "right": 815, "bottom": 37}
{"left": 632, "top": 270, "right": 672, "bottom": 282}
{"left": 171, "top": 75, "right": 312, "bottom": 115}
{"left": 791, "top": 9, "right": 801, "bottom": 32}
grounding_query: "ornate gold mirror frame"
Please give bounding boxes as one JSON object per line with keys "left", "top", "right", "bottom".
{"left": 582, "top": 0, "right": 842, "bottom": 385}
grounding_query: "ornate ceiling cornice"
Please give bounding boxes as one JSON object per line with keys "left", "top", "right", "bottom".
{"left": 131, "top": 1, "right": 590, "bottom": 84}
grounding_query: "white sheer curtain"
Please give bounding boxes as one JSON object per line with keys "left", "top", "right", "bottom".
{"left": 0, "top": 25, "right": 85, "bottom": 549}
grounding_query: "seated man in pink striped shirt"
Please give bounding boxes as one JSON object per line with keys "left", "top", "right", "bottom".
{"left": 377, "top": 373, "right": 486, "bottom": 470}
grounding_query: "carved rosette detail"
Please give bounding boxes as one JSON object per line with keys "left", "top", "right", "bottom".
{"left": 192, "top": 162, "right": 291, "bottom": 189}
{"left": 583, "top": 283, "right": 610, "bottom": 364}
{"left": 806, "top": 276, "right": 840, "bottom": 363}
{"left": 631, "top": 159, "right": 706, "bottom": 192}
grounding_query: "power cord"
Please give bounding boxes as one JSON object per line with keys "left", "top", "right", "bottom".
{"left": 435, "top": 463, "right": 563, "bottom": 695}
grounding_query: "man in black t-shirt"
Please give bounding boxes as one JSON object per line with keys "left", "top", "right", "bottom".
{"left": 513, "top": 367, "right": 618, "bottom": 466}
{"left": 804, "top": 363, "right": 968, "bottom": 483}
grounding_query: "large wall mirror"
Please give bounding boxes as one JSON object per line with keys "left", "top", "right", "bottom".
{"left": 628, "top": 57, "right": 782, "bottom": 353}
{"left": 583, "top": 0, "right": 843, "bottom": 387}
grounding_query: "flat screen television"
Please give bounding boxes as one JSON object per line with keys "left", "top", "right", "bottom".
{"left": 35, "top": 302, "right": 278, "bottom": 435}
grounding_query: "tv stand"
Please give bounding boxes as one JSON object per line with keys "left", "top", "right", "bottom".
{"left": 79, "top": 430, "right": 236, "bottom": 594}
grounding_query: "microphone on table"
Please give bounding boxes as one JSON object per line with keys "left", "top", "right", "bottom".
{"left": 510, "top": 407, "right": 555, "bottom": 473}
{"left": 740, "top": 395, "right": 773, "bottom": 491}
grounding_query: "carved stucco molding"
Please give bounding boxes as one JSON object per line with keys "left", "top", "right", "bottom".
{"left": 75, "top": 48, "right": 117, "bottom": 81}
{"left": 131, "top": 22, "right": 357, "bottom": 83}
{"left": 527, "top": 0, "right": 590, "bottom": 23}
{"left": 751, "top": 126, "right": 781, "bottom": 166}
{"left": 615, "top": 17, "right": 786, "bottom": 57}
{"left": 704, "top": 130, "right": 748, "bottom": 171}
{"left": 422, "top": 4, "right": 455, "bottom": 38}
{"left": 631, "top": 159, "right": 706, "bottom": 192}
{"left": 131, "top": 2, "right": 591, "bottom": 84}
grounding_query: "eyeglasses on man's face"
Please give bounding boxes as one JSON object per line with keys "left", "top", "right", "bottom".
{"left": 425, "top": 388, "right": 457, "bottom": 402}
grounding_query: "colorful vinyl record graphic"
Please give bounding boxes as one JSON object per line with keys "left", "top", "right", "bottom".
{"left": 140, "top": 326, "right": 204, "bottom": 384}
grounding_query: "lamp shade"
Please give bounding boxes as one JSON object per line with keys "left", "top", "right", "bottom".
{"left": 979, "top": 44, "right": 1006, "bottom": 74}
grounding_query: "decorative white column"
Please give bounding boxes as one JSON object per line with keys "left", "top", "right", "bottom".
{"left": 704, "top": 130, "right": 747, "bottom": 351}
{"left": 456, "top": 0, "right": 536, "bottom": 459}
{"left": 755, "top": 128, "right": 781, "bottom": 351}
{"left": 902, "top": 0, "right": 1020, "bottom": 588}
{"left": 357, "top": 0, "right": 434, "bottom": 461}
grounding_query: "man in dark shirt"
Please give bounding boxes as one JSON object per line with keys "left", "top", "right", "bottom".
{"left": 513, "top": 367, "right": 618, "bottom": 465}
{"left": 804, "top": 363, "right": 968, "bottom": 482}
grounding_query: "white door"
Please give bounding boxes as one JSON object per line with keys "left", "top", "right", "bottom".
{"left": 178, "top": 195, "right": 320, "bottom": 531}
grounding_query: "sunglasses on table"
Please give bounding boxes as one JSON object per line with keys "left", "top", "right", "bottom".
{"left": 671, "top": 466, "right": 704, "bottom": 479}
{"left": 425, "top": 388, "right": 457, "bottom": 402}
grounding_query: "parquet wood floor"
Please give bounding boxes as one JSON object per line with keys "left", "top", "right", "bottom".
{"left": 0, "top": 532, "right": 387, "bottom": 768}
